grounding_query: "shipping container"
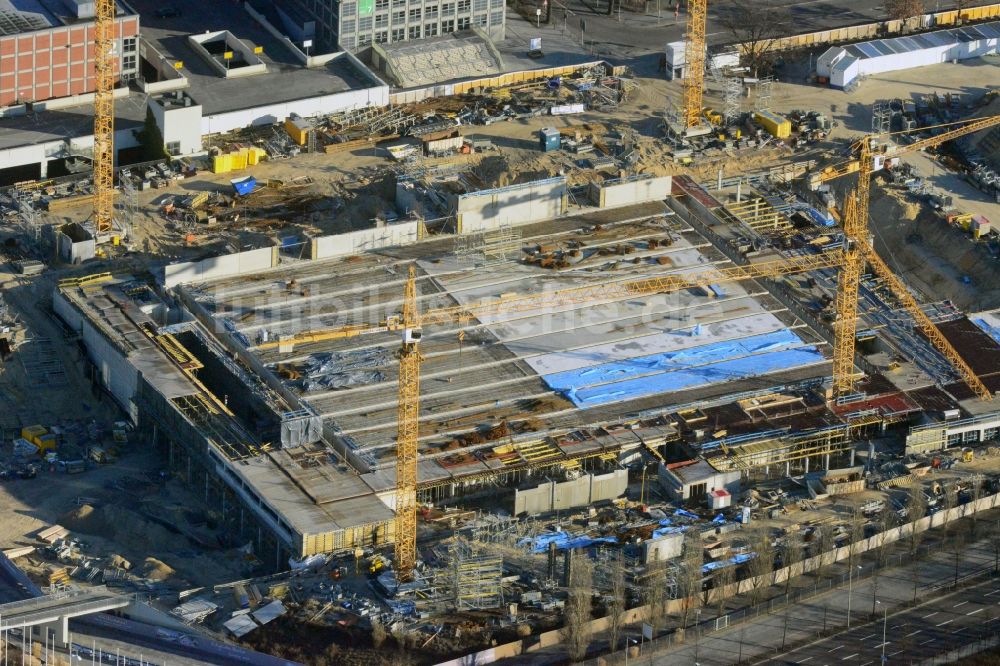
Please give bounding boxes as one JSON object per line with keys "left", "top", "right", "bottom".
{"left": 424, "top": 134, "right": 464, "bottom": 156}
{"left": 539, "top": 127, "right": 561, "bottom": 152}
{"left": 21, "top": 425, "right": 47, "bottom": 446}
{"left": 754, "top": 110, "right": 792, "bottom": 139}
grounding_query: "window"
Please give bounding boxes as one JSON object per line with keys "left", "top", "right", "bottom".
{"left": 375, "top": 30, "right": 389, "bottom": 42}
{"left": 392, "top": 27, "right": 405, "bottom": 40}
{"left": 425, "top": 4, "right": 438, "bottom": 17}
{"left": 473, "top": 13, "right": 486, "bottom": 25}
{"left": 359, "top": 16, "right": 373, "bottom": 30}
{"left": 409, "top": 7, "right": 421, "bottom": 20}
{"left": 409, "top": 24, "right": 421, "bottom": 38}
{"left": 442, "top": 2, "right": 455, "bottom": 13}
{"left": 964, "top": 430, "right": 980, "bottom": 443}
{"left": 948, "top": 433, "right": 962, "bottom": 446}
{"left": 341, "top": 35, "right": 357, "bottom": 49}
{"left": 490, "top": 9, "right": 503, "bottom": 24}
{"left": 441, "top": 18, "right": 455, "bottom": 32}
{"left": 457, "top": 16, "right": 470, "bottom": 28}
{"left": 457, "top": 0, "right": 470, "bottom": 12}
{"left": 375, "top": 13, "right": 388, "bottom": 26}
{"left": 392, "top": 0, "right": 406, "bottom": 7}
{"left": 473, "top": 0, "right": 487, "bottom": 11}
{"left": 342, "top": 2, "right": 357, "bottom": 16}
{"left": 393, "top": 9, "right": 406, "bottom": 22}
{"left": 122, "top": 54, "right": 136, "bottom": 71}
{"left": 342, "top": 19, "right": 356, "bottom": 33}
{"left": 425, "top": 21, "right": 438, "bottom": 36}
{"left": 358, "top": 34, "right": 372, "bottom": 46}
{"left": 376, "top": 0, "right": 389, "bottom": 9}
{"left": 122, "top": 37, "right": 136, "bottom": 52}
{"left": 490, "top": 0, "right": 503, "bottom": 8}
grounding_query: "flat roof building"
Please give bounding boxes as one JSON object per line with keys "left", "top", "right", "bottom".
{"left": 0, "top": 0, "right": 139, "bottom": 107}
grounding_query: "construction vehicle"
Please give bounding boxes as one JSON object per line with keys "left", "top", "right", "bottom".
{"left": 963, "top": 447, "right": 975, "bottom": 463}
{"left": 811, "top": 114, "right": 1000, "bottom": 400}
{"left": 367, "top": 554, "right": 389, "bottom": 576}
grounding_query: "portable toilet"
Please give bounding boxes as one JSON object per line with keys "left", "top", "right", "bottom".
{"left": 539, "top": 127, "right": 561, "bottom": 152}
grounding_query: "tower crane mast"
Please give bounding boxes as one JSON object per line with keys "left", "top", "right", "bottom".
{"left": 93, "top": 0, "right": 116, "bottom": 235}
{"left": 683, "top": 0, "right": 708, "bottom": 129}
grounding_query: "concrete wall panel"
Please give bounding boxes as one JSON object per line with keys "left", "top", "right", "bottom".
{"left": 163, "top": 246, "right": 276, "bottom": 287}
{"left": 457, "top": 177, "right": 567, "bottom": 233}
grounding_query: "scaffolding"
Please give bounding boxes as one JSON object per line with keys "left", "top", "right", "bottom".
{"left": 872, "top": 100, "right": 892, "bottom": 134}
{"left": 453, "top": 543, "right": 503, "bottom": 610}
{"left": 453, "top": 222, "right": 522, "bottom": 264}
{"left": 118, "top": 169, "right": 138, "bottom": 240}
{"left": 756, "top": 77, "right": 774, "bottom": 112}
{"left": 15, "top": 182, "right": 40, "bottom": 245}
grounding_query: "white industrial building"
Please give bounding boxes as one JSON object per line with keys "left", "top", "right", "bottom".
{"left": 817, "top": 21, "right": 1000, "bottom": 89}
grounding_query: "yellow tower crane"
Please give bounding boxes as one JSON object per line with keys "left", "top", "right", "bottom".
{"left": 683, "top": 0, "right": 708, "bottom": 129}
{"left": 92, "top": 0, "right": 116, "bottom": 235}
{"left": 257, "top": 250, "right": 843, "bottom": 578}
{"left": 814, "top": 115, "right": 1000, "bottom": 400}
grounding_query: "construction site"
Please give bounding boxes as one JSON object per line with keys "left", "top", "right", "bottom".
{"left": 8, "top": 0, "right": 1000, "bottom": 665}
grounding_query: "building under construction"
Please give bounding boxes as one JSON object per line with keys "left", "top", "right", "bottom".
{"left": 52, "top": 162, "right": 989, "bottom": 568}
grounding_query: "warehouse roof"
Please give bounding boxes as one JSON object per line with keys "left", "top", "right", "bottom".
{"left": 841, "top": 20, "right": 1000, "bottom": 61}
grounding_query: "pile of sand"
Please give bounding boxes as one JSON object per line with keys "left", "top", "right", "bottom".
{"left": 140, "top": 557, "right": 176, "bottom": 581}
{"left": 59, "top": 504, "right": 177, "bottom": 551}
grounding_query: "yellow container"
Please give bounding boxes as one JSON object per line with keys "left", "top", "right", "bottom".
{"left": 283, "top": 118, "right": 309, "bottom": 146}
{"left": 212, "top": 154, "right": 231, "bottom": 174}
{"left": 36, "top": 434, "right": 58, "bottom": 452}
{"left": 754, "top": 110, "right": 792, "bottom": 139}
{"left": 21, "top": 425, "right": 47, "bottom": 445}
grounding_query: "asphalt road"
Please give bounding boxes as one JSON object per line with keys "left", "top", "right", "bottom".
{"left": 769, "top": 578, "right": 999, "bottom": 666}
{"left": 638, "top": 538, "right": 1000, "bottom": 665}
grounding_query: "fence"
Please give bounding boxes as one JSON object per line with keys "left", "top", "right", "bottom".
{"left": 751, "top": 2, "right": 1000, "bottom": 54}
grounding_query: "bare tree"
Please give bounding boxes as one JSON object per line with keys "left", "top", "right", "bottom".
{"left": 871, "top": 507, "right": 897, "bottom": 617}
{"left": 713, "top": 562, "right": 736, "bottom": 619}
{"left": 813, "top": 527, "right": 836, "bottom": 581}
{"left": 943, "top": 489, "right": 965, "bottom": 587}
{"left": 970, "top": 475, "right": 984, "bottom": 540}
{"left": 562, "top": 549, "right": 594, "bottom": 662}
{"left": 781, "top": 533, "right": 804, "bottom": 598}
{"left": 847, "top": 507, "right": 866, "bottom": 570}
{"left": 717, "top": 0, "right": 791, "bottom": 77}
{"left": 371, "top": 619, "right": 388, "bottom": 648}
{"left": 908, "top": 482, "right": 928, "bottom": 558}
{"left": 642, "top": 563, "right": 671, "bottom": 634}
{"left": 677, "top": 531, "right": 704, "bottom": 630}
{"left": 885, "top": 0, "right": 925, "bottom": 20}
{"left": 606, "top": 553, "right": 627, "bottom": 654}
{"left": 746, "top": 529, "right": 775, "bottom": 606}
{"left": 779, "top": 533, "right": 804, "bottom": 649}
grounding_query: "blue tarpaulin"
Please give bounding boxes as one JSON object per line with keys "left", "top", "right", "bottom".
{"left": 231, "top": 176, "right": 257, "bottom": 196}
{"left": 651, "top": 525, "right": 688, "bottom": 539}
{"left": 804, "top": 207, "right": 835, "bottom": 227}
{"left": 674, "top": 509, "right": 700, "bottom": 520}
{"left": 972, "top": 318, "right": 1000, "bottom": 345}
{"left": 712, "top": 514, "right": 726, "bottom": 524}
{"left": 702, "top": 552, "right": 757, "bottom": 574}
{"left": 539, "top": 329, "right": 825, "bottom": 408}
{"left": 519, "top": 532, "right": 618, "bottom": 553}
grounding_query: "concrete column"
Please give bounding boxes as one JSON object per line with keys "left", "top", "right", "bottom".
{"left": 39, "top": 160, "right": 48, "bottom": 179}
{"left": 804, "top": 455, "right": 810, "bottom": 474}
{"left": 40, "top": 618, "right": 67, "bottom": 646}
